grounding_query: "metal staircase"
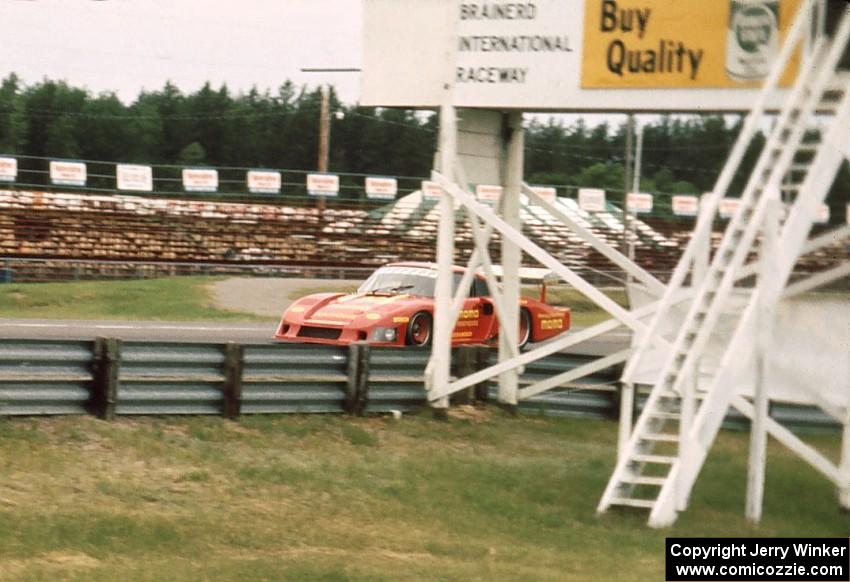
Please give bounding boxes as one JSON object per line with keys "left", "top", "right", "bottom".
{"left": 599, "top": 2, "right": 850, "bottom": 527}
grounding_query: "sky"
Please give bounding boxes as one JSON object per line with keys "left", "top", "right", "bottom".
{"left": 1, "top": 0, "right": 363, "bottom": 103}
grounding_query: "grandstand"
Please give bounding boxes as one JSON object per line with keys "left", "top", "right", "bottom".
{"left": 0, "top": 188, "right": 846, "bottom": 284}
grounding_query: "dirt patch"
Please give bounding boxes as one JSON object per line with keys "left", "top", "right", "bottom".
{"left": 210, "top": 277, "right": 361, "bottom": 318}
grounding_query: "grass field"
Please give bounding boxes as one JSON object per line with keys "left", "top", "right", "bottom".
{"left": 0, "top": 277, "right": 627, "bottom": 327}
{"left": 0, "top": 412, "right": 844, "bottom": 581}
{"left": 0, "top": 278, "right": 269, "bottom": 322}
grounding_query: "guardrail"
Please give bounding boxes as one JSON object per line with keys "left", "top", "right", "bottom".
{"left": 0, "top": 338, "right": 840, "bottom": 430}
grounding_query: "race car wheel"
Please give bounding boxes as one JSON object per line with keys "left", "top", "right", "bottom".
{"left": 518, "top": 308, "right": 532, "bottom": 350}
{"left": 406, "top": 311, "right": 432, "bottom": 346}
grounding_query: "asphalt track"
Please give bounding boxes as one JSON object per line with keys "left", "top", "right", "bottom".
{"left": 0, "top": 318, "right": 630, "bottom": 355}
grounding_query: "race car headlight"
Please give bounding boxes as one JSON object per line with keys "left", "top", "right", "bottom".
{"left": 371, "top": 327, "right": 397, "bottom": 342}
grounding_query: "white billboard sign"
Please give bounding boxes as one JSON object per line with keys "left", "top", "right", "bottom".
{"left": 117, "top": 164, "right": 153, "bottom": 192}
{"left": 529, "top": 186, "right": 557, "bottom": 204}
{"left": 182, "top": 168, "right": 218, "bottom": 192}
{"left": 50, "top": 161, "right": 86, "bottom": 186}
{"left": 672, "top": 194, "right": 699, "bottom": 217}
{"left": 476, "top": 184, "right": 503, "bottom": 204}
{"left": 362, "top": 0, "right": 802, "bottom": 111}
{"left": 0, "top": 157, "right": 16, "bottom": 182}
{"left": 626, "top": 192, "right": 653, "bottom": 214}
{"left": 578, "top": 188, "right": 605, "bottom": 212}
{"left": 247, "top": 170, "right": 281, "bottom": 194}
{"left": 307, "top": 173, "right": 339, "bottom": 196}
{"left": 365, "top": 176, "right": 398, "bottom": 200}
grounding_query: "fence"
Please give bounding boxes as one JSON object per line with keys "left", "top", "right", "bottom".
{"left": 0, "top": 338, "right": 840, "bottom": 430}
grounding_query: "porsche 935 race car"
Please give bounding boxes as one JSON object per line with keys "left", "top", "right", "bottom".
{"left": 274, "top": 262, "right": 571, "bottom": 348}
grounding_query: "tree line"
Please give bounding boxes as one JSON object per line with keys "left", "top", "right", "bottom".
{"left": 0, "top": 74, "right": 846, "bottom": 214}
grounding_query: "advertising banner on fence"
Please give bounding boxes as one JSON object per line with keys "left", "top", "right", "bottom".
{"left": 626, "top": 192, "right": 653, "bottom": 213}
{"left": 365, "top": 176, "right": 398, "bottom": 200}
{"left": 117, "top": 164, "right": 153, "bottom": 192}
{"left": 672, "top": 194, "right": 699, "bottom": 217}
{"left": 50, "top": 161, "right": 86, "bottom": 186}
{"left": 476, "top": 184, "right": 503, "bottom": 204}
{"left": 815, "top": 203, "right": 830, "bottom": 224}
{"left": 529, "top": 186, "right": 557, "bottom": 204}
{"left": 182, "top": 168, "right": 218, "bottom": 192}
{"left": 247, "top": 170, "right": 281, "bottom": 194}
{"left": 0, "top": 157, "right": 16, "bottom": 182}
{"left": 422, "top": 180, "right": 443, "bottom": 200}
{"left": 578, "top": 188, "right": 606, "bottom": 212}
{"left": 307, "top": 173, "right": 339, "bottom": 196}
{"left": 719, "top": 197, "right": 741, "bottom": 218}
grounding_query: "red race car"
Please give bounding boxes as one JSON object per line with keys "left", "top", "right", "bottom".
{"left": 274, "top": 262, "right": 571, "bottom": 348}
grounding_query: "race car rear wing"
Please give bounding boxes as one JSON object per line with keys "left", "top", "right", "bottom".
{"left": 488, "top": 266, "right": 560, "bottom": 303}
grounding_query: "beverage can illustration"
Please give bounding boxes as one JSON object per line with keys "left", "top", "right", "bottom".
{"left": 725, "top": 0, "right": 780, "bottom": 81}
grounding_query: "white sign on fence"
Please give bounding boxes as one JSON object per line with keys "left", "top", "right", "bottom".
{"left": 672, "top": 194, "right": 699, "bottom": 217}
{"left": 719, "top": 198, "right": 741, "bottom": 218}
{"left": 422, "top": 180, "right": 443, "bottom": 200}
{"left": 117, "top": 164, "right": 153, "bottom": 192}
{"left": 815, "top": 203, "right": 830, "bottom": 224}
{"left": 626, "top": 192, "right": 653, "bottom": 214}
{"left": 307, "top": 173, "right": 339, "bottom": 196}
{"left": 50, "top": 161, "right": 87, "bottom": 186}
{"left": 365, "top": 176, "right": 398, "bottom": 200}
{"left": 578, "top": 188, "right": 605, "bottom": 212}
{"left": 247, "top": 170, "right": 281, "bottom": 194}
{"left": 476, "top": 184, "right": 503, "bottom": 204}
{"left": 529, "top": 186, "right": 557, "bottom": 204}
{"left": 182, "top": 168, "right": 218, "bottom": 192}
{"left": 0, "top": 157, "right": 16, "bottom": 182}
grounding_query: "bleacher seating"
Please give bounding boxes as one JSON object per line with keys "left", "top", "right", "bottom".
{"left": 0, "top": 189, "right": 846, "bottom": 284}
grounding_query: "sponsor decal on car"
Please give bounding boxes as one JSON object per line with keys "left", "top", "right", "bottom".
{"left": 540, "top": 317, "right": 565, "bottom": 330}
{"left": 452, "top": 331, "right": 474, "bottom": 338}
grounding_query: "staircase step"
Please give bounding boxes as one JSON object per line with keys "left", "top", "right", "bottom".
{"left": 641, "top": 433, "right": 680, "bottom": 443}
{"left": 649, "top": 411, "right": 681, "bottom": 422}
{"left": 622, "top": 476, "right": 668, "bottom": 486}
{"left": 660, "top": 391, "right": 704, "bottom": 400}
{"left": 609, "top": 497, "right": 656, "bottom": 509}
{"left": 632, "top": 454, "right": 676, "bottom": 464}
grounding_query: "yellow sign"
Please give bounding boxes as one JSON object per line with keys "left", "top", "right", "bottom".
{"left": 582, "top": 0, "right": 801, "bottom": 88}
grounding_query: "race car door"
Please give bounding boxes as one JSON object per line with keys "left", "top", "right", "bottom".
{"left": 452, "top": 276, "right": 497, "bottom": 343}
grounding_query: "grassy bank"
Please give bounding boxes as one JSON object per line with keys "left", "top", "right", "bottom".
{"left": 0, "top": 413, "right": 843, "bottom": 581}
{"left": 0, "top": 277, "right": 267, "bottom": 321}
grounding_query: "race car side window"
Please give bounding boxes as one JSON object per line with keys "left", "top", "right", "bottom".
{"left": 472, "top": 277, "right": 490, "bottom": 297}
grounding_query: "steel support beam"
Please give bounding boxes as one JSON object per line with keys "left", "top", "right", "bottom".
{"left": 499, "top": 113, "right": 523, "bottom": 405}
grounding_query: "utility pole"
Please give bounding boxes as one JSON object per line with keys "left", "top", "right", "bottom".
{"left": 317, "top": 85, "right": 331, "bottom": 211}
{"left": 629, "top": 121, "right": 643, "bottom": 269}
{"left": 622, "top": 114, "right": 634, "bottom": 267}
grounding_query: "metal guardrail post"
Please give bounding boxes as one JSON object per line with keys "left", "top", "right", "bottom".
{"left": 345, "top": 342, "right": 370, "bottom": 416}
{"left": 222, "top": 342, "right": 244, "bottom": 420}
{"left": 474, "top": 346, "right": 491, "bottom": 402}
{"left": 91, "top": 337, "right": 122, "bottom": 420}
{"left": 454, "top": 345, "right": 477, "bottom": 404}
